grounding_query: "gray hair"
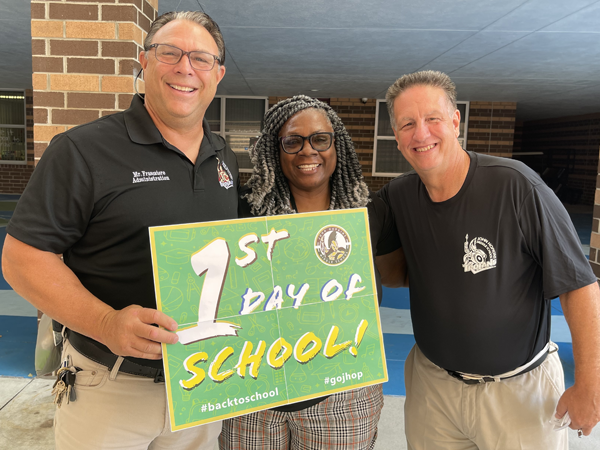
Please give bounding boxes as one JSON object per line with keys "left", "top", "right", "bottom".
{"left": 386, "top": 70, "right": 456, "bottom": 126}
{"left": 244, "top": 95, "right": 370, "bottom": 216}
{"left": 144, "top": 11, "right": 225, "bottom": 65}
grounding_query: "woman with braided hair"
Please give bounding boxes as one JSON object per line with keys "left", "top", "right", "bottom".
{"left": 219, "top": 95, "right": 396, "bottom": 450}
{"left": 242, "top": 95, "right": 370, "bottom": 215}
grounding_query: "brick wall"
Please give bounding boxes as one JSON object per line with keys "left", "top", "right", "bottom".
{"left": 0, "top": 90, "right": 35, "bottom": 193}
{"left": 330, "top": 98, "right": 391, "bottom": 191}
{"left": 513, "top": 121, "right": 523, "bottom": 153}
{"left": 466, "top": 102, "right": 517, "bottom": 156}
{"left": 515, "top": 113, "right": 600, "bottom": 206}
{"left": 30, "top": 0, "right": 156, "bottom": 162}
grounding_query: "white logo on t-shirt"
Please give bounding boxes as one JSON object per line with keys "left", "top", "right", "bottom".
{"left": 132, "top": 170, "right": 170, "bottom": 184}
{"left": 462, "top": 234, "right": 497, "bottom": 274}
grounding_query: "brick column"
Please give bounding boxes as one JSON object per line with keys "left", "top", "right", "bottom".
{"left": 590, "top": 159, "right": 600, "bottom": 280}
{"left": 30, "top": 0, "right": 157, "bottom": 160}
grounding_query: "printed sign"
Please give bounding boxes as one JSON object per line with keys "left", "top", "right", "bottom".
{"left": 149, "top": 209, "right": 387, "bottom": 431}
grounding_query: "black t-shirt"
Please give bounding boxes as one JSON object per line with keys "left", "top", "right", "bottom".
{"left": 8, "top": 95, "right": 239, "bottom": 365}
{"left": 238, "top": 186, "right": 393, "bottom": 412}
{"left": 378, "top": 151, "right": 596, "bottom": 375}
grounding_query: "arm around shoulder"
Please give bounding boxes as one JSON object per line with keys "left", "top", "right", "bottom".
{"left": 376, "top": 248, "right": 408, "bottom": 288}
{"left": 371, "top": 187, "right": 407, "bottom": 288}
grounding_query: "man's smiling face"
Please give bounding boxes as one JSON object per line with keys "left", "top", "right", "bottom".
{"left": 140, "top": 19, "right": 225, "bottom": 128}
{"left": 392, "top": 84, "right": 461, "bottom": 176}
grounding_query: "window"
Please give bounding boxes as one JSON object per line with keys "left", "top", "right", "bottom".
{"left": 206, "top": 96, "right": 268, "bottom": 172}
{"left": 372, "top": 99, "right": 469, "bottom": 176}
{"left": 0, "top": 90, "right": 26, "bottom": 164}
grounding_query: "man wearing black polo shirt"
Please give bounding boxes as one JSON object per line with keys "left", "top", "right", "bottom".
{"left": 2, "top": 11, "right": 236, "bottom": 450}
{"left": 378, "top": 71, "right": 600, "bottom": 449}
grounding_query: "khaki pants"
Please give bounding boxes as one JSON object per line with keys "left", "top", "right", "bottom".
{"left": 54, "top": 339, "right": 222, "bottom": 450}
{"left": 404, "top": 344, "right": 568, "bottom": 450}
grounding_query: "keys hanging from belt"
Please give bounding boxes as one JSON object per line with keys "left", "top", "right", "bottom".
{"left": 52, "top": 356, "right": 80, "bottom": 408}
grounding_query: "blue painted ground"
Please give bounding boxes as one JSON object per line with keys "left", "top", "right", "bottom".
{"left": 0, "top": 194, "right": 38, "bottom": 377}
{"left": 0, "top": 315, "right": 37, "bottom": 377}
{"left": 0, "top": 195, "right": 591, "bottom": 395}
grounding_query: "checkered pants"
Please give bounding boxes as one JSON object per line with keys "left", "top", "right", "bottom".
{"left": 219, "top": 384, "right": 384, "bottom": 450}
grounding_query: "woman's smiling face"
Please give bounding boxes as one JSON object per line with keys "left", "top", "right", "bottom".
{"left": 278, "top": 108, "right": 337, "bottom": 195}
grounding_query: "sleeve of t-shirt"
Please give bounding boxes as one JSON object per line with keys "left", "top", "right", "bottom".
{"left": 519, "top": 182, "right": 596, "bottom": 299}
{"left": 365, "top": 193, "right": 384, "bottom": 304}
{"left": 7, "top": 133, "right": 94, "bottom": 254}
{"left": 375, "top": 183, "right": 402, "bottom": 255}
{"left": 366, "top": 192, "right": 382, "bottom": 257}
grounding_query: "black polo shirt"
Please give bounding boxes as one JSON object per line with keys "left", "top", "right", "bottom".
{"left": 8, "top": 95, "right": 239, "bottom": 318}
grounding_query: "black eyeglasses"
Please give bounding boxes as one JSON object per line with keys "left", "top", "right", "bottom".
{"left": 279, "top": 132, "right": 334, "bottom": 154}
{"left": 148, "top": 44, "right": 220, "bottom": 71}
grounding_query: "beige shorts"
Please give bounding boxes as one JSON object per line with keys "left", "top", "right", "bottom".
{"left": 54, "top": 339, "right": 221, "bottom": 450}
{"left": 404, "top": 344, "right": 568, "bottom": 450}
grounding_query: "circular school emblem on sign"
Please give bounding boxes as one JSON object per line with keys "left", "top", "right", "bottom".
{"left": 314, "top": 225, "right": 351, "bottom": 266}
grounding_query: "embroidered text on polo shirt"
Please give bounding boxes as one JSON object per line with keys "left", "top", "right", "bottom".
{"left": 132, "top": 170, "right": 171, "bottom": 184}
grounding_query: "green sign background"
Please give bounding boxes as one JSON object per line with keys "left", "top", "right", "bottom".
{"left": 149, "top": 209, "right": 387, "bottom": 431}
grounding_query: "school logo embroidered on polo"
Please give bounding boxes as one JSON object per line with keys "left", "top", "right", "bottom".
{"left": 462, "top": 234, "right": 497, "bottom": 274}
{"left": 216, "top": 157, "right": 234, "bottom": 190}
{"left": 314, "top": 225, "right": 351, "bottom": 266}
{"left": 132, "top": 170, "right": 170, "bottom": 184}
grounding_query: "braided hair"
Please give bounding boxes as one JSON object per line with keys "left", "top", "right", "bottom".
{"left": 244, "top": 95, "right": 370, "bottom": 216}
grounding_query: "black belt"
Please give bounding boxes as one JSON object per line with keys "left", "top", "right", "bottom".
{"left": 66, "top": 329, "right": 165, "bottom": 383}
{"left": 447, "top": 350, "right": 549, "bottom": 385}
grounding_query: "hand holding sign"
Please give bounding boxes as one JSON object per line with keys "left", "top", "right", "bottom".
{"left": 100, "top": 304, "right": 179, "bottom": 359}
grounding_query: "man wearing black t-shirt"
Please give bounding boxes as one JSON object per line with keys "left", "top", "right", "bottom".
{"left": 377, "top": 70, "right": 600, "bottom": 449}
{"left": 2, "top": 11, "right": 237, "bottom": 450}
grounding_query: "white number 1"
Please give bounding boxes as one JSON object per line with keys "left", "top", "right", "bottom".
{"left": 176, "top": 238, "right": 241, "bottom": 345}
